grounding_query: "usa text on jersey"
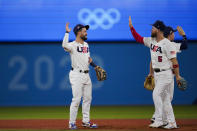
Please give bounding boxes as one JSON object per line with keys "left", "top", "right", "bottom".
{"left": 77, "top": 46, "right": 89, "bottom": 53}
{"left": 151, "top": 44, "right": 162, "bottom": 53}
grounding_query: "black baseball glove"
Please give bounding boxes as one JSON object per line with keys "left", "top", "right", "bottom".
{"left": 177, "top": 77, "right": 187, "bottom": 91}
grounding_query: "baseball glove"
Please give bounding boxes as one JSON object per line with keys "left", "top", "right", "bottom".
{"left": 177, "top": 77, "right": 187, "bottom": 91}
{"left": 144, "top": 75, "right": 155, "bottom": 91}
{"left": 95, "top": 66, "right": 107, "bottom": 81}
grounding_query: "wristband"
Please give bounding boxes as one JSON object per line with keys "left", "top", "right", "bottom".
{"left": 173, "top": 64, "right": 179, "bottom": 68}
{"left": 90, "top": 61, "right": 97, "bottom": 67}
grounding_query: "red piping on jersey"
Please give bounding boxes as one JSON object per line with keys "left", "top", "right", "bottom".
{"left": 130, "top": 27, "right": 144, "bottom": 44}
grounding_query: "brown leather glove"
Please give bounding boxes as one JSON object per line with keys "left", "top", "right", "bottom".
{"left": 95, "top": 66, "right": 107, "bottom": 81}
{"left": 144, "top": 75, "right": 155, "bottom": 91}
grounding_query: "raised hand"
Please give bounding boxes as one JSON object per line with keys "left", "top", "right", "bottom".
{"left": 129, "top": 16, "right": 133, "bottom": 28}
{"left": 177, "top": 26, "right": 185, "bottom": 36}
{"left": 66, "top": 22, "right": 71, "bottom": 33}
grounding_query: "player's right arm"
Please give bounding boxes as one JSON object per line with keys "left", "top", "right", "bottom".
{"left": 129, "top": 16, "right": 144, "bottom": 44}
{"left": 148, "top": 61, "right": 154, "bottom": 77}
{"left": 129, "top": 16, "right": 151, "bottom": 48}
{"left": 62, "top": 22, "right": 73, "bottom": 52}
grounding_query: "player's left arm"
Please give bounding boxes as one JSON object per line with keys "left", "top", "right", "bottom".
{"left": 89, "top": 57, "right": 107, "bottom": 81}
{"left": 89, "top": 57, "right": 97, "bottom": 68}
{"left": 165, "top": 41, "right": 182, "bottom": 84}
{"left": 170, "top": 57, "right": 182, "bottom": 84}
{"left": 177, "top": 26, "right": 188, "bottom": 50}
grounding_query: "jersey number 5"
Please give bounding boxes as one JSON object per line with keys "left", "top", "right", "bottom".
{"left": 158, "top": 56, "right": 162, "bottom": 62}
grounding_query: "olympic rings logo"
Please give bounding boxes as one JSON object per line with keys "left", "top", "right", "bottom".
{"left": 78, "top": 8, "right": 121, "bottom": 30}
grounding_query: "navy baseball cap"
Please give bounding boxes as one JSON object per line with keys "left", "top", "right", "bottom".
{"left": 151, "top": 20, "right": 166, "bottom": 32}
{"left": 73, "top": 24, "right": 89, "bottom": 36}
{"left": 164, "top": 26, "right": 177, "bottom": 37}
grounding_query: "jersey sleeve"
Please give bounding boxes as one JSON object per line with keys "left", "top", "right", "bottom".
{"left": 62, "top": 33, "right": 73, "bottom": 52}
{"left": 174, "top": 42, "right": 181, "bottom": 53}
{"left": 165, "top": 41, "right": 177, "bottom": 59}
{"left": 180, "top": 35, "right": 188, "bottom": 50}
{"left": 130, "top": 27, "right": 144, "bottom": 44}
{"left": 143, "top": 37, "right": 152, "bottom": 48}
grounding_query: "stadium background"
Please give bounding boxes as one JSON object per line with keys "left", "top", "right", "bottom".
{"left": 0, "top": 0, "right": 197, "bottom": 107}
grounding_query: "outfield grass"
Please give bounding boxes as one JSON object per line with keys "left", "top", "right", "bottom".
{"left": 0, "top": 105, "right": 196, "bottom": 119}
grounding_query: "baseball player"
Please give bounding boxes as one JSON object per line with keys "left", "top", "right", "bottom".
{"left": 150, "top": 26, "right": 188, "bottom": 123}
{"left": 129, "top": 16, "right": 182, "bottom": 129}
{"left": 62, "top": 23, "right": 98, "bottom": 129}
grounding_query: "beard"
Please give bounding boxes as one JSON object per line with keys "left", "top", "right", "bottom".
{"left": 151, "top": 32, "right": 157, "bottom": 38}
{"left": 81, "top": 36, "right": 87, "bottom": 41}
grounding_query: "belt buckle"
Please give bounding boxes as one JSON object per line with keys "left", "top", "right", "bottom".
{"left": 79, "top": 70, "right": 89, "bottom": 73}
{"left": 154, "top": 68, "right": 160, "bottom": 73}
{"left": 84, "top": 70, "right": 89, "bottom": 73}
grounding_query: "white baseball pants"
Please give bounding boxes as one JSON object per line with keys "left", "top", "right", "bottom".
{"left": 69, "top": 70, "right": 92, "bottom": 124}
{"left": 152, "top": 74, "right": 175, "bottom": 122}
{"left": 153, "top": 70, "right": 176, "bottom": 125}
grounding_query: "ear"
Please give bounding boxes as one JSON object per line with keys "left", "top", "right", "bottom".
{"left": 77, "top": 31, "right": 81, "bottom": 36}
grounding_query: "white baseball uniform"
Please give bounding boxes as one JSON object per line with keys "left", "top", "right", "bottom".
{"left": 62, "top": 33, "right": 92, "bottom": 124}
{"left": 152, "top": 42, "right": 181, "bottom": 123}
{"left": 144, "top": 37, "right": 177, "bottom": 125}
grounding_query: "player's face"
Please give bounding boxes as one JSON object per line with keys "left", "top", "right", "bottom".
{"left": 151, "top": 26, "right": 158, "bottom": 38}
{"left": 79, "top": 28, "right": 88, "bottom": 41}
{"left": 169, "top": 32, "right": 175, "bottom": 41}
